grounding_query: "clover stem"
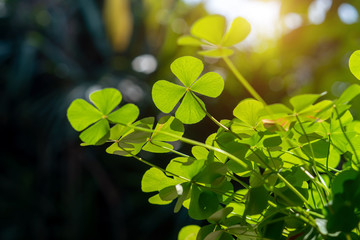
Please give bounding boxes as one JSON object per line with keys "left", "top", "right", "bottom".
{"left": 120, "top": 146, "right": 244, "bottom": 202}
{"left": 295, "top": 115, "right": 329, "bottom": 201}
{"left": 276, "top": 172, "right": 312, "bottom": 209}
{"left": 119, "top": 146, "right": 190, "bottom": 182}
{"left": 189, "top": 91, "right": 230, "bottom": 131}
{"left": 222, "top": 55, "right": 266, "bottom": 105}
{"left": 149, "top": 141, "right": 190, "bottom": 158}
{"left": 125, "top": 124, "right": 249, "bottom": 169}
{"left": 227, "top": 173, "right": 249, "bottom": 189}
{"left": 334, "top": 106, "right": 360, "bottom": 166}
{"left": 188, "top": 90, "right": 312, "bottom": 209}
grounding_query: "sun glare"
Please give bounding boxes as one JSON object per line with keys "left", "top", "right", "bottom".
{"left": 204, "top": 0, "right": 281, "bottom": 48}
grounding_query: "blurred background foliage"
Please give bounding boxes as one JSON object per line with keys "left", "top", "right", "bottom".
{"left": 1, "top": 0, "right": 360, "bottom": 239}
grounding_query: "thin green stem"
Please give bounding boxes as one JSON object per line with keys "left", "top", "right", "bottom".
{"left": 276, "top": 172, "right": 312, "bottom": 209}
{"left": 227, "top": 173, "right": 250, "bottom": 189}
{"left": 294, "top": 115, "right": 324, "bottom": 183}
{"left": 334, "top": 106, "right": 360, "bottom": 166}
{"left": 325, "top": 113, "right": 333, "bottom": 172}
{"left": 222, "top": 55, "right": 266, "bottom": 105}
{"left": 120, "top": 146, "right": 245, "bottom": 202}
{"left": 148, "top": 141, "right": 190, "bottom": 157}
{"left": 126, "top": 124, "right": 249, "bottom": 169}
{"left": 121, "top": 147, "right": 191, "bottom": 182}
{"left": 190, "top": 90, "right": 313, "bottom": 209}
{"left": 280, "top": 149, "right": 338, "bottom": 175}
{"left": 189, "top": 90, "right": 230, "bottom": 131}
{"left": 295, "top": 115, "right": 329, "bottom": 202}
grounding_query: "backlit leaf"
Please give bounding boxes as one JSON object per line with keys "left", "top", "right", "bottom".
{"left": 141, "top": 167, "right": 179, "bottom": 193}
{"left": 148, "top": 194, "right": 172, "bottom": 205}
{"left": 177, "top": 35, "right": 204, "bottom": 46}
{"left": 151, "top": 116, "right": 184, "bottom": 142}
{"left": 191, "top": 72, "right": 224, "bottom": 98}
{"left": 190, "top": 15, "right": 225, "bottom": 45}
{"left": 289, "top": 93, "right": 323, "bottom": 113}
{"left": 106, "top": 117, "right": 153, "bottom": 156}
{"left": 178, "top": 225, "right": 200, "bottom": 240}
{"left": 79, "top": 118, "right": 110, "bottom": 145}
{"left": 336, "top": 84, "right": 360, "bottom": 105}
{"left": 90, "top": 88, "right": 122, "bottom": 115}
{"left": 222, "top": 17, "right": 251, "bottom": 47}
{"left": 142, "top": 140, "right": 174, "bottom": 153}
{"left": 106, "top": 141, "right": 142, "bottom": 156}
{"left": 152, "top": 80, "right": 186, "bottom": 113}
{"left": 108, "top": 124, "right": 131, "bottom": 140}
{"left": 170, "top": 56, "right": 203, "bottom": 87}
{"left": 259, "top": 103, "right": 292, "bottom": 117}
{"left": 176, "top": 92, "right": 206, "bottom": 124}
{"left": 233, "top": 98, "right": 264, "bottom": 127}
{"left": 349, "top": 50, "right": 360, "bottom": 80}
{"left": 166, "top": 157, "right": 205, "bottom": 180}
{"left": 108, "top": 103, "right": 139, "bottom": 124}
{"left": 206, "top": 133, "right": 228, "bottom": 163}
{"left": 191, "top": 146, "right": 209, "bottom": 160}
{"left": 67, "top": 99, "right": 102, "bottom": 131}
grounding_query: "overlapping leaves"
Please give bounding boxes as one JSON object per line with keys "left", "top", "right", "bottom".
{"left": 152, "top": 56, "right": 224, "bottom": 124}
{"left": 106, "top": 116, "right": 184, "bottom": 155}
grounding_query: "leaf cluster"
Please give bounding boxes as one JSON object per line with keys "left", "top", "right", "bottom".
{"left": 66, "top": 15, "right": 360, "bottom": 240}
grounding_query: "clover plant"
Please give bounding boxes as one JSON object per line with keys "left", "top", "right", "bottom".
{"left": 67, "top": 15, "right": 360, "bottom": 239}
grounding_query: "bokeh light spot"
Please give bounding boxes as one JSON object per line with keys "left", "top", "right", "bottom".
{"left": 284, "top": 13, "right": 303, "bottom": 30}
{"left": 308, "top": 0, "right": 332, "bottom": 25}
{"left": 338, "top": 3, "right": 358, "bottom": 25}
{"left": 118, "top": 79, "right": 144, "bottom": 103}
{"left": 132, "top": 54, "right": 157, "bottom": 74}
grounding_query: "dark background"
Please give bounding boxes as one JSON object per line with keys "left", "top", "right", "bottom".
{"left": 1, "top": 0, "right": 360, "bottom": 239}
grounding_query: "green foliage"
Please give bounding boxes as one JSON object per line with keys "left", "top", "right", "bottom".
{"left": 178, "top": 225, "right": 200, "bottom": 240}
{"left": 66, "top": 15, "right": 360, "bottom": 240}
{"left": 67, "top": 88, "right": 139, "bottom": 145}
{"left": 152, "top": 56, "right": 224, "bottom": 124}
{"left": 178, "top": 15, "right": 250, "bottom": 58}
{"left": 349, "top": 50, "right": 360, "bottom": 81}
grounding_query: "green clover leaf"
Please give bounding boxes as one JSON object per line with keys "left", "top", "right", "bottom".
{"left": 349, "top": 50, "right": 360, "bottom": 80}
{"left": 106, "top": 117, "right": 154, "bottom": 156}
{"left": 106, "top": 116, "right": 184, "bottom": 155}
{"left": 67, "top": 88, "right": 139, "bottom": 145}
{"left": 152, "top": 56, "right": 224, "bottom": 124}
{"left": 178, "top": 15, "right": 251, "bottom": 58}
{"left": 232, "top": 99, "right": 264, "bottom": 136}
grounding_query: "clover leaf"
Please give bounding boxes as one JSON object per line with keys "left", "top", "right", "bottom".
{"left": 67, "top": 88, "right": 139, "bottom": 145}
{"left": 106, "top": 116, "right": 184, "bottom": 155}
{"left": 152, "top": 56, "right": 224, "bottom": 124}
{"left": 106, "top": 117, "right": 153, "bottom": 156}
{"left": 142, "top": 116, "right": 184, "bottom": 153}
{"left": 178, "top": 15, "right": 251, "bottom": 58}
{"left": 231, "top": 98, "right": 264, "bottom": 137}
{"left": 349, "top": 50, "right": 360, "bottom": 80}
